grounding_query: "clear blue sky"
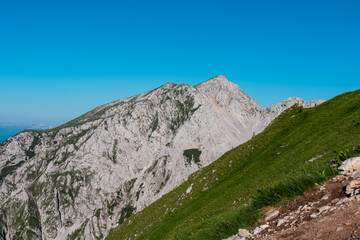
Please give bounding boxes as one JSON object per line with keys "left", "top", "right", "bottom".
{"left": 0, "top": 0, "right": 359, "bottom": 128}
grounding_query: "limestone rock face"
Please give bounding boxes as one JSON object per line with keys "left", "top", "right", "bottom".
{"left": 264, "top": 97, "right": 325, "bottom": 126}
{"left": 0, "top": 75, "right": 323, "bottom": 239}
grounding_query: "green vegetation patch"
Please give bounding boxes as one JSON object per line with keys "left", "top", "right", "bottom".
{"left": 107, "top": 199, "right": 119, "bottom": 215}
{"left": 68, "top": 219, "right": 89, "bottom": 240}
{"left": 0, "top": 160, "right": 25, "bottom": 181}
{"left": 125, "top": 178, "right": 137, "bottom": 194}
{"left": 111, "top": 139, "right": 118, "bottom": 163}
{"left": 183, "top": 149, "right": 202, "bottom": 166}
{"left": 146, "top": 159, "right": 159, "bottom": 174}
{"left": 169, "top": 96, "right": 200, "bottom": 133}
{"left": 136, "top": 183, "right": 145, "bottom": 201}
{"left": 24, "top": 135, "right": 41, "bottom": 159}
{"left": 118, "top": 204, "right": 136, "bottom": 225}
{"left": 95, "top": 208, "right": 102, "bottom": 218}
{"left": 150, "top": 112, "right": 159, "bottom": 135}
{"left": 8, "top": 194, "right": 43, "bottom": 239}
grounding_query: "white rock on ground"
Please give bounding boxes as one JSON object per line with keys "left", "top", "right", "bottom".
{"left": 336, "top": 197, "right": 354, "bottom": 205}
{"left": 238, "top": 228, "right": 253, "bottom": 238}
{"left": 345, "top": 179, "right": 360, "bottom": 196}
{"left": 318, "top": 205, "right": 330, "bottom": 213}
{"left": 276, "top": 218, "right": 286, "bottom": 227}
{"left": 352, "top": 169, "right": 360, "bottom": 178}
{"left": 339, "top": 157, "right": 360, "bottom": 173}
{"left": 254, "top": 224, "right": 269, "bottom": 235}
{"left": 265, "top": 210, "right": 280, "bottom": 221}
{"left": 321, "top": 195, "right": 329, "bottom": 201}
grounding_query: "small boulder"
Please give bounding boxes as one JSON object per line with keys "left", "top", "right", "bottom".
{"left": 346, "top": 184, "right": 353, "bottom": 196}
{"left": 238, "top": 229, "right": 252, "bottom": 238}
{"left": 318, "top": 205, "right": 330, "bottom": 213}
{"left": 336, "top": 196, "right": 354, "bottom": 205}
{"left": 345, "top": 179, "right": 360, "bottom": 196}
{"left": 253, "top": 227, "right": 262, "bottom": 235}
{"left": 352, "top": 169, "right": 360, "bottom": 178}
{"left": 276, "top": 219, "right": 286, "bottom": 227}
{"left": 350, "top": 179, "right": 360, "bottom": 187}
{"left": 339, "top": 157, "right": 360, "bottom": 173}
{"left": 336, "top": 226, "right": 344, "bottom": 232}
{"left": 321, "top": 195, "right": 329, "bottom": 201}
{"left": 260, "top": 224, "right": 269, "bottom": 229}
{"left": 265, "top": 210, "right": 280, "bottom": 221}
{"left": 224, "top": 235, "right": 243, "bottom": 240}
{"left": 253, "top": 225, "right": 269, "bottom": 235}
{"left": 301, "top": 205, "right": 309, "bottom": 211}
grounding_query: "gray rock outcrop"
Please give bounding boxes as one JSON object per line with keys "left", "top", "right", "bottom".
{"left": 0, "top": 75, "right": 323, "bottom": 239}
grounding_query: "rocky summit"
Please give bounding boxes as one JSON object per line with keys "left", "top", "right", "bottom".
{"left": 0, "top": 75, "right": 323, "bottom": 240}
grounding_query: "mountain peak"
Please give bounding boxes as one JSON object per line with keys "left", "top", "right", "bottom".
{"left": 0, "top": 74, "right": 326, "bottom": 240}
{"left": 213, "top": 74, "right": 227, "bottom": 79}
{"left": 195, "top": 74, "right": 237, "bottom": 91}
{"left": 198, "top": 74, "right": 229, "bottom": 86}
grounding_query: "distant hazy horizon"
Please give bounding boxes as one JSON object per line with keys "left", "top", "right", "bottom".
{"left": 0, "top": 123, "right": 56, "bottom": 143}
{"left": 0, "top": 126, "right": 24, "bottom": 143}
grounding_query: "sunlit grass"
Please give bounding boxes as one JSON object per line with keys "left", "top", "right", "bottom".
{"left": 107, "top": 89, "right": 360, "bottom": 240}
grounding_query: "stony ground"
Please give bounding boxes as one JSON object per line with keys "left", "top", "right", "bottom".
{"left": 254, "top": 175, "right": 360, "bottom": 240}
{"left": 227, "top": 157, "right": 360, "bottom": 240}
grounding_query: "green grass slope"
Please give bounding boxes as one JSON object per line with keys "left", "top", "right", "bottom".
{"left": 106, "top": 89, "right": 360, "bottom": 240}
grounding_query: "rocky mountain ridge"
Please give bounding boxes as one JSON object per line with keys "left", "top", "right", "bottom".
{"left": 0, "top": 75, "right": 323, "bottom": 240}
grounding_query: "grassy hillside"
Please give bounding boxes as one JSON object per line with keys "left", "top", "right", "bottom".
{"left": 106, "top": 89, "right": 360, "bottom": 240}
